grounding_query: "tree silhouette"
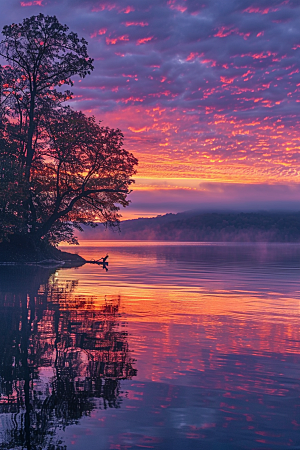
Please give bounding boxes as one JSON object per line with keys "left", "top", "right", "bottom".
{"left": 0, "top": 14, "right": 93, "bottom": 180}
{"left": 0, "top": 15, "right": 137, "bottom": 250}
{"left": 0, "top": 267, "right": 137, "bottom": 449}
{"left": 33, "top": 108, "right": 138, "bottom": 244}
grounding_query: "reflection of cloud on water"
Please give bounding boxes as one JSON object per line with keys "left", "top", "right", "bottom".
{"left": 1, "top": 246, "right": 299, "bottom": 448}
{"left": 169, "top": 407, "right": 216, "bottom": 431}
{"left": 73, "top": 242, "right": 300, "bottom": 298}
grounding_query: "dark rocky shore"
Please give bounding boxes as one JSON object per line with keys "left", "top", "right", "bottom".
{"left": 0, "top": 238, "right": 85, "bottom": 267}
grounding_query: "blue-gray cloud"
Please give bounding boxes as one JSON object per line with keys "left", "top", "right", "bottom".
{"left": 1, "top": 0, "right": 299, "bottom": 119}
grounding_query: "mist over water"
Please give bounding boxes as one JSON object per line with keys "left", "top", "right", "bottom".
{"left": 0, "top": 242, "right": 300, "bottom": 449}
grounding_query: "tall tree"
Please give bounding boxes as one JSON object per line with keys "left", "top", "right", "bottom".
{"left": 0, "top": 15, "right": 138, "bottom": 251}
{"left": 0, "top": 13, "right": 94, "bottom": 179}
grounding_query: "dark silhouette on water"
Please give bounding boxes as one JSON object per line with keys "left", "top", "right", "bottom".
{"left": 0, "top": 266, "right": 137, "bottom": 449}
{"left": 86, "top": 254, "right": 109, "bottom": 271}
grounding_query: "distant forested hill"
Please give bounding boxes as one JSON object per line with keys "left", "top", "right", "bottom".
{"left": 79, "top": 212, "right": 300, "bottom": 242}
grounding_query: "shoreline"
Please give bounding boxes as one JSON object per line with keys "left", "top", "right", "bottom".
{"left": 0, "top": 258, "right": 86, "bottom": 268}
{"left": 0, "top": 242, "right": 86, "bottom": 268}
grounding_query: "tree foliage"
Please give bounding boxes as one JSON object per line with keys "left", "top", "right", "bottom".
{"left": 0, "top": 14, "right": 138, "bottom": 246}
{"left": 34, "top": 108, "right": 137, "bottom": 244}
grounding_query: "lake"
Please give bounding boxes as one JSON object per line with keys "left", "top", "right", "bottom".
{"left": 0, "top": 241, "right": 300, "bottom": 449}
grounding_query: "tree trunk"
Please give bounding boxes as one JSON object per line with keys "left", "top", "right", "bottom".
{"left": 25, "top": 87, "right": 36, "bottom": 181}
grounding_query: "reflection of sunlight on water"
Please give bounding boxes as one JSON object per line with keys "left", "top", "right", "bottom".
{"left": 61, "top": 242, "right": 300, "bottom": 325}
{"left": 59, "top": 243, "right": 300, "bottom": 449}
{"left": 1, "top": 242, "right": 300, "bottom": 449}
{"left": 57, "top": 243, "right": 300, "bottom": 388}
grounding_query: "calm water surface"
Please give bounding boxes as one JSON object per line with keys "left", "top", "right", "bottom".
{"left": 0, "top": 242, "right": 300, "bottom": 449}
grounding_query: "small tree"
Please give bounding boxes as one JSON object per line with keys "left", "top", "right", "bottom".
{"left": 0, "top": 15, "right": 138, "bottom": 249}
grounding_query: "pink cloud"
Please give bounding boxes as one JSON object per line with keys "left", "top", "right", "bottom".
{"left": 20, "top": 0, "right": 42, "bottom": 6}
{"left": 90, "top": 28, "right": 107, "bottom": 39}
{"left": 125, "top": 21, "right": 148, "bottom": 27}
{"left": 137, "top": 36, "right": 153, "bottom": 45}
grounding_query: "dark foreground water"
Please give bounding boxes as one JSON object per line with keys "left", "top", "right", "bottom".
{"left": 0, "top": 242, "right": 300, "bottom": 450}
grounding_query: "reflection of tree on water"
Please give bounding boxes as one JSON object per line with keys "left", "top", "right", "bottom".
{"left": 0, "top": 267, "right": 137, "bottom": 449}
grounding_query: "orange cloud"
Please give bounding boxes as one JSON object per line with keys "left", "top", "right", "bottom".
{"left": 214, "top": 27, "right": 236, "bottom": 38}
{"left": 20, "top": 0, "right": 42, "bottom": 5}
{"left": 220, "top": 76, "right": 235, "bottom": 84}
{"left": 123, "top": 97, "right": 144, "bottom": 103}
{"left": 90, "top": 28, "right": 107, "bottom": 38}
{"left": 95, "top": 104, "right": 300, "bottom": 185}
{"left": 186, "top": 52, "right": 200, "bottom": 61}
{"left": 128, "top": 126, "right": 149, "bottom": 133}
{"left": 167, "top": 0, "right": 187, "bottom": 13}
{"left": 244, "top": 7, "right": 278, "bottom": 14}
{"left": 137, "top": 36, "right": 153, "bottom": 45}
{"left": 123, "top": 6, "right": 135, "bottom": 13}
{"left": 106, "top": 35, "right": 129, "bottom": 45}
{"left": 125, "top": 22, "right": 148, "bottom": 27}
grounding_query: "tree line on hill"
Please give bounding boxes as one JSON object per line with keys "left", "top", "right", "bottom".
{"left": 81, "top": 211, "right": 300, "bottom": 242}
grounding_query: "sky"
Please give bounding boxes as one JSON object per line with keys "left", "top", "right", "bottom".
{"left": 1, "top": 0, "right": 300, "bottom": 218}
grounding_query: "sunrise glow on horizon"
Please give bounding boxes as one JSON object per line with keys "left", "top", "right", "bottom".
{"left": 3, "top": 0, "right": 300, "bottom": 218}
